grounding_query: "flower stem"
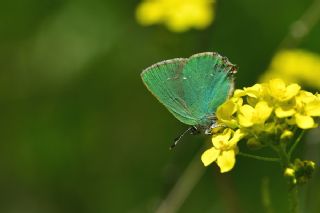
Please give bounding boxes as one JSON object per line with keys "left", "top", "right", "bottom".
{"left": 261, "top": 177, "right": 274, "bottom": 213}
{"left": 276, "top": 144, "right": 299, "bottom": 213}
{"left": 238, "top": 152, "right": 280, "bottom": 162}
{"left": 288, "top": 130, "right": 305, "bottom": 159}
{"left": 288, "top": 186, "right": 299, "bottom": 213}
{"left": 276, "top": 146, "right": 291, "bottom": 168}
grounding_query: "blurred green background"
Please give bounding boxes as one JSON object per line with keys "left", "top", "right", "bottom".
{"left": 0, "top": 0, "right": 319, "bottom": 212}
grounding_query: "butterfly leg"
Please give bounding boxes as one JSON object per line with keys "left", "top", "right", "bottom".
{"left": 190, "top": 126, "right": 201, "bottom": 135}
{"left": 205, "top": 119, "right": 226, "bottom": 135}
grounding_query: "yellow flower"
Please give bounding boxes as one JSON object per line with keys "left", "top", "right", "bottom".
{"left": 202, "top": 129, "right": 242, "bottom": 172}
{"left": 215, "top": 78, "right": 318, "bottom": 133}
{"left": 234, "top": 84, "right": 265, "bottom": 99}
{"left": 274, "top": 100, "right": 296, "bottom": 118}
{"left": 201, "top": 78, "right": 320, "bottom": 179}
{"left": 135, "top": 1, "right": 165, "bottom": 26}
{"left": 234, "top": 83, "right": 270, "bottom": 106}
{"left": 260, "top": 49, "right": 320, "bottom": 89}
{"left": 238, "top": 101, "right": 273, "bottom": 127}
{"left": 201, "top": 128, "right": 245, "bottom": 173}
{"left": 268, "top": 78, "right": 300, "bottom": 102}
{"left": 135, "top": 0, "right": 215, "bottom": 32}
{"left": 294, "top": 91, "right": 320, "bottom": 129}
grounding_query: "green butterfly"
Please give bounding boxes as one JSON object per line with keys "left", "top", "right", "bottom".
{"left": 141, "top": 52, "right": 237, "bottom": 147}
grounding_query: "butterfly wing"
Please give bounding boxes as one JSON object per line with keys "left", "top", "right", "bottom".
{"left": 181, "top": 52, "right": 236, "bottom": 126}
{"left": 141, "top": 59, "right": 199, "bottom": 125}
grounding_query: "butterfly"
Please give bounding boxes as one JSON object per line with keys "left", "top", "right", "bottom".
{"left": 141, "top": 52, "right": 237, "bottom": 148}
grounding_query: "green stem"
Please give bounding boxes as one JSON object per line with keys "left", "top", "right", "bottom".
{"left": 238, "top": 152, "right": 280, "bottom": 162}
{"left": 261, "top": 177, "right": 273, "bottom": 213}
{"left": 276, "top": 145, "right": 299, "bottom": 213}
{"left": 288, "top": 186, "right": 299, "bottom": 213}
{"left": 276, "top": 145, "right": 291, "bottom": 168}
{"left": 288, "top": 130, "right": 305, "bottom": 159}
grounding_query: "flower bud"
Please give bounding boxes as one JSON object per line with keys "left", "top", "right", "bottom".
{"left": 247, "top": 137, "right": 263, "bottom": 150}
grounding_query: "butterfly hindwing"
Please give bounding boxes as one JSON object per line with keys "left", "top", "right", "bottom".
{"left": 141, "top": 59, "right": 199, "bottom": 125}
{"left": 181, "top": 53, "right": 235, "bottom": 125}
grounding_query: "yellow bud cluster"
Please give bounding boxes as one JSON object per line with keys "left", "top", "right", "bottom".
{"left": 284, "top": 159, "right": 317, "bottom": 185}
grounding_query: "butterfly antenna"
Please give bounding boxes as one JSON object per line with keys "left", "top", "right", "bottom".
{"left": 170, "top": 126, "right": 194, "bottom": 150}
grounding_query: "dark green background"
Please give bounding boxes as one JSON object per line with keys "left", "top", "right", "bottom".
{"left": 0, "top": 0, "right": 319, "bottom": 212}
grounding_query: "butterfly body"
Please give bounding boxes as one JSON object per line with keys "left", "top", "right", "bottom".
{"left": 141, "top": 52, "right": 237, "bottom": 133}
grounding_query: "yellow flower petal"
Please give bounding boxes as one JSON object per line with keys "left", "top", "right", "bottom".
{"left": 229, "top": 97, "right": 243, "bottom": 110}
{"left": 238, "top": 105, "right": 254, "bottom": 127}
{"left": 275, "top": 107, "right": 296, "bottom": 118}
{"left": 243, "top": 84, "right": 263, "bottom": 98}
{"left": 238, "top": 101, "right": 272, "bottom": 127}
{"left": 212, "top": 128, "right": 232, "bottom": 148}
{"left": 298, "top": 90, "right": 315, "bottom": 103}
{"left": 269, "top": 78, "right": 286, "bottom": 96}
{"left": 305, "top": 99, "right": 320, "bottom": 116}
{"left": 234, "top": 89, "right": 246, "bottom": 97}
{"left": 216, "top": 100, "right": 238, "bottom": 128}
{"left": 216, "top": 100, "right": 236, "bottom": 120}
{"left": 254, "top": 101, "right": 273, "bottom": 122}
{"left": 228, "top": 129, "right": 245, "bottom": 146}
{"left": 295, "top": 113, "right": 315, "bottom": 129}
{"left": 217, "top": 150, "right": 236, "bottom": 173}
{"left": 286, "top": 83, "right": 301, "bottom": 99}
{"left": 201, "top": 147, "right": 220, "bottom": 166}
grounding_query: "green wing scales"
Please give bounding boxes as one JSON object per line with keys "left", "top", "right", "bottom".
{"left": 141, "top": 59, "right": 199, "bottom": 125}
{"left": 181, "top": 53, "right": 236, "bottom": 125}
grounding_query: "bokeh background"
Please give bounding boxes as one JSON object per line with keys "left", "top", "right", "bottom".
{"left": 0, "top": 0, "right": 320, "bottom": 212}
